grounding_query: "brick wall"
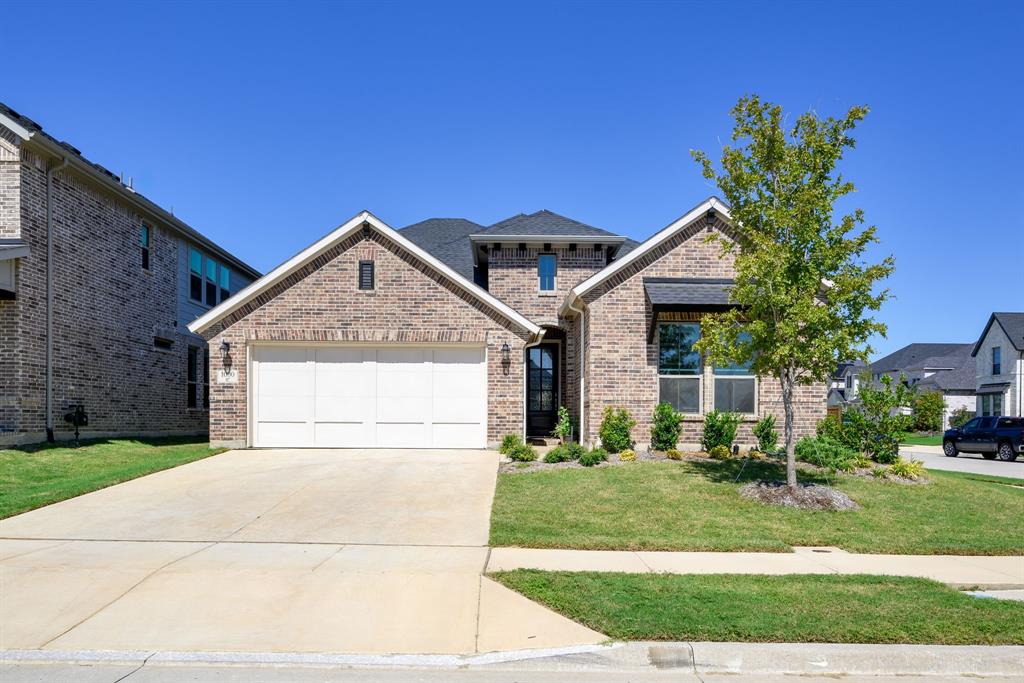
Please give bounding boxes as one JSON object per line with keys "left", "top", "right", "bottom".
{"left": 2, "top": 146, "right": 208, "bottom": 442}
{"left": 488, "top": 246, "right": 605, "bottom": 325}
{"left": 581, "top": 215, "right": 826, "bottom": 449}
{"left": 201, "top": 229, "right": 534, "bottom": 447}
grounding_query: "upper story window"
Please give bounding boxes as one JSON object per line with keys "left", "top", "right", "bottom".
{"left": 992, "top": 346, "right": 1001, "bottom": 375}
{"left": 713, "top": 332, "right": 755, "bottom": 414}
{"left": 358, "top": 261, "right": 375, "bottom": 290}
{"left": 658, "top": 322, "right": 701, "bottom": 414}
{"left": 140, "top": 224, "right": 151, "bottom": 270}
{"left": 538, "top": 254, "right": 556, "bottom": 292}
{"left": 189, "top": 246, "right": 232, "bottom": 306}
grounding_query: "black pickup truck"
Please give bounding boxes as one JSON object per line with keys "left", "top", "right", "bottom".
{"left": 943, "top": 416, "right": 1024, "bottom": 461}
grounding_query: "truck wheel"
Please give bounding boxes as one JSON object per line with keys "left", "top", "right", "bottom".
{"left": 943, "top": 440, "right": 958, "bottom": 457}
{"left": 997, "top": 441, "right": 1018, "bottom": 462}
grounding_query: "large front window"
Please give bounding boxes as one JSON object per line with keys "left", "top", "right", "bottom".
{"left": 714, "top": 332, "right": 755, "bottom": 413}
{"left": 658, "top": 322, "right": 701, "bottom": 413}
{"left": 981, "top": 393, "right": 1003, "bottom": 417}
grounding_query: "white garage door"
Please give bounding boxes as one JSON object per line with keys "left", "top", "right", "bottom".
{"left": 252, "top": 345, "right": 487, "bottom": 448}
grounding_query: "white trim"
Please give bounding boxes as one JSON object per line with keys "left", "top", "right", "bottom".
{"left": 188, "top": 212, "right": 541, "bottom": 337}
{"left": 559, "top": 197, "right": 728, "bottom": 316}
{"left": 0, "top": 111, "right": 33, "bottom": 140}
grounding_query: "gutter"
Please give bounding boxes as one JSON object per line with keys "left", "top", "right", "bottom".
{"left": 45, "top": 156, "right": 69, "bottom": 442}
{"left": 566, "top": 296, "right": 587, "bottom": 445}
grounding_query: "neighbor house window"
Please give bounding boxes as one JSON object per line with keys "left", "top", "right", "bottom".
{"left": 358, "top": 261, "right": 375, "bottom": 290}
{"left": 189, "top": 246, "right": 231, "bottom": 305}
{"left": 538, "top": 254, "right": 556, "bottom": 292}
{"left": 992, "top": 346, "right": 1002, "bottom": 375}
{"left": 187, "top": 346, "right": 199, "bottom": 409}
{"left": 981, "top": 393, "right": 1003, "bottom": 417}
{"left": 713, "top": 332, "right": 755, "bottom": 413}
{"left": 658, "top": 322, "right": 701, "bottom": 414}
{"left": 140, "top": 224, "right": 151, "bottom": 270}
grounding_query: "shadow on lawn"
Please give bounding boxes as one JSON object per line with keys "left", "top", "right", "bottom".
{"left": 685, "top": 457, "right": 833, "bottom": 486}
{"left": 2, "top": 435, "right": 210, "bottom": 455}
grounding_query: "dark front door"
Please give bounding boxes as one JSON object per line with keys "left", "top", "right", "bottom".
{"left": 527, "top": 344, "right": 559, "bottom": 437}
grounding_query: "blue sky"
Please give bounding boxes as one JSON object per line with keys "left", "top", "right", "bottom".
{"left": 5, "top": 1, "right": 1021, "bottom": 359}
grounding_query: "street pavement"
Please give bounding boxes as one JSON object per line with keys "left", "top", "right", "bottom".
{"left": 900, "top": 445, "right": 1024, "bottom": 477}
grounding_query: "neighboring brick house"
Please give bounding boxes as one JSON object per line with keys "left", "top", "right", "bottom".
{"left": 0, "top": 103, "right": 259, "bottom": 445}
{"left": 190, "top": 198, "right": 826, "bottom": 450}
{"left": 970, "top": 312, "right": 1024, "bottom": 418}
{"left": 869, "top": 343, "right": 977, "bottom": 429}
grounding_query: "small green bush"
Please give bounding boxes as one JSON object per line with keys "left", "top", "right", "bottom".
{"left": 507, "top": 443, "right": 537, "bottom": 462}
{"left": 795, "top": 435, "right": 865, "bottom": 472}
{"left": 752, "top": 414, "right": 778, "bottom": 453}
{"left": 619, "top": 449, "right": 636, "bottom": 462}
{"left": 701, "top": 410, "right": 741, "bottom": 452}
{"left": 887, "top": 458, "right": 926, "bottom": 480}
{"left": 666, "top": 449, "right": 683, "bottom": 460}
{"left": 708, "top": 444, "right": 732, "bottom": 460}
{"left": 816, "top": 414, "right": 861, "bottom": 451}
{"left": 948, "top": 406, "right": 973, "bottom": 429}
{"left": 599, "top": 406, "right": 636, "bottom": 453}
{"left": 543, "top": 442, "right": 585, "bottom": 464}
{"left": 650, "top": 402, "right": 682, "bottom": 451}
{"left": 499, "top": 433, "right": 524, "bottom": 455}
{"left": 579, "top": 447, "right": 608, "bottom": 467}
{"left": 912, "top": 391, "right": 944, "bottom": 433}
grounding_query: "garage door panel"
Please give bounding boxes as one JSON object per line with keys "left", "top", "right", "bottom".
{"left": 431, "top": 423, "right": 483, "bottom": 449}
{"left": 256, "top": 421, "right": 311, "bottom": 448}
{"left": 314, "top": 422, "right": 369, "bottom": 448}
{"left": 375, "top": 422, "right": 430, "bottom": 448}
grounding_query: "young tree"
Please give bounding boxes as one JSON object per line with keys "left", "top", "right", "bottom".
{"left": 692, "top": 96, "right": 894, "bottom": 487}
{"left": 912, "top": 390, "right": 945, "bottom": 433}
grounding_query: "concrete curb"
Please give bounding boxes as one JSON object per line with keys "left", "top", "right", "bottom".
{"left": 4, "top": 642, "right": 1023, "bottom": 677}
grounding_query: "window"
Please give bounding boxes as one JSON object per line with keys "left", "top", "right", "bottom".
{"left": 187, "top": 346, "right": 199, "bottom": 409}
{"left": 140, "top": 224, "right": 151, "bottom": 270}
{"left": 189, "top": 246, "right": 231, "bottom": 305}
{"left": 992, "top": 346, "right": 1002, "bottom": 375}
{"left": 189, "top": 248, "right": 203, "bottom": 302}
{"left": 203, "top": 349, "right": 210, "bottom": 409}
{"left": 962, "top": 417, "right": 980, "bottom": 431}
{"left": 358, "top": 260, "right": 375, "bottom": 290}
{"left": 714, "top": 332, "right": 755, "bottom": 413}
{"left": 658, "top": 322, "right": 701, "bottom": 413}
{"left": 538, "top": 254, "right": 556, "bottom": 292}
{"left": 981, "top": 393, "right": 1004, "bottom": 417}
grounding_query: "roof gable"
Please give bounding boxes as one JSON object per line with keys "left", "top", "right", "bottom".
{"left": 477, "top": 210, "right": 622, "bottom": 238}
{"left": 188, "top": 212, "right": 540, "bottom": 337}
{"left": 870, "top": 343, "right": 972, "bottom": 373}
{"left": 972, "top": 312, "right": 1024, "bottom": 356}
{"left": 399, "top": 218, "right": 483, "bottom": 281}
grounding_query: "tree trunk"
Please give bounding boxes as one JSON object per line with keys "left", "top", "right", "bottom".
{"left": 780, "top": 369, "right": 797, "bottom": 487}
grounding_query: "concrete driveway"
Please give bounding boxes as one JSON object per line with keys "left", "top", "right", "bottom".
{"left": 900, "top": 446, "right": 1024, "bottom": 477}
{"left": 0, "top": 449, "right": 601, "bottom": 655}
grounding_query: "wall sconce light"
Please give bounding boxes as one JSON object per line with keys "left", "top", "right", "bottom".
{"left": 220, "top": 339, "right": 232, "bottom": 370}
{"left": 500, "top": 343, "right": 511, "bottom": 375}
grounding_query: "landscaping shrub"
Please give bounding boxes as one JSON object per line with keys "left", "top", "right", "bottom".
{"left": 551, "top": 406, "right": 574, "bottom": 443}
{"left": 650, "top": 402, "right": 682, "bottom": 451}
{"left": 543, "top": 442, "right": 585, "bottom": 464}
{"left": 795, "top": 435, "right": 867, "bottom": 472}
{"left": 816, "top": 414, "right": 861, "bottom": 452}
{"left": 619, "top": 449, "right": 636, "bottom": 462}
{"left": 948, "top": 406, "right": 973, "bottom": 429}
{"left": 752, "top": 414, "right": 778, "bottom": 453}
{"left": 579, "top": 447, "right": 608, "bottom": 467}
{"left": 499, "top": 433, "right": 524, "bottom": 455}
{"left": 886, "top": 458, "right": 926, "bottom": 480}
{"left": 701, "top": 410, "right": 741, "bottom": 452}
{"left": 708, "top": 444, "right": 732, "bottom": 460}
{"left": 666, "top": 449, "right": 683, "bottom": 461}
{"left": 912, "top": 391, "right": 944, "bottom": 432}
{"left": 844, "top": 375, "right": 914, "bottom": 464}
{"left": 507, "top": 443, "right": 537, "bottom": 462}
{"left": 599, "top": 406, "right": 636, "bottom": 453}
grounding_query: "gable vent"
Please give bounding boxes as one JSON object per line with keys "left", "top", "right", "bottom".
{"left": 358, "top": 260, "right": 375, "bottom": 290}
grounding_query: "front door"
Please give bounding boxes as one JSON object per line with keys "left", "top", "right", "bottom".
{"left": 527, "top": 344, "right": 559, "bottom": 437}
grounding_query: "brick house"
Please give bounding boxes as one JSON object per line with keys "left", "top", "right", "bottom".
{"left": 190, "top": 199, "right": 826, "bottom": 450}
{"left": 0, "top": 103, "right": 259, "bottom": 445}
{"left": 971, "top": 312, "right": 1024, "bottom": 418}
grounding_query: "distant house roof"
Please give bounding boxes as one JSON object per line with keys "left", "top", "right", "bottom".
{"left": 475, "top": 210, "right": 623, "bottom": 239}
{"left": 833, "top": 360, "right": 867, "bottom": 379}
{"left": 870, "top": 343, "right": 973, "bottom": 374}
{"left": 399, "top": 218, "right": 484, "bottom": 281}
{"left": 915, "top": 347, "right": 977, "bottom": 392}
{"left": 971, "top": 312, "right": 1024, "bottom": 356}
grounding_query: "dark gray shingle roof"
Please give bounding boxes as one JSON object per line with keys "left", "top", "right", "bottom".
{"left": 398, "top": 218, "right": 484, "bottom": 281}
{"left": 870, "top": 343, "right": 972, "bottom": 374}
{"left": 972, "top": 312, "right": 1024, "bottom": 356}
{"left": 477, "top": 210, "right": 621, "bottom": 238}
{"left": 643, "top": 278, "right": 734, "bottom": 307}
{"left": 914, "top": 346, "right": 976, "bottom": 392}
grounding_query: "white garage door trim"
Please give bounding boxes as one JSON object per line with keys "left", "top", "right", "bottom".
{"left": 250, "top": 344, "right": 487, "bottom": 449}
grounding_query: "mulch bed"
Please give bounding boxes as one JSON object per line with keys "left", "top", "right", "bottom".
{"left": 739, "top": 481, "right": 861, "bottom": 511}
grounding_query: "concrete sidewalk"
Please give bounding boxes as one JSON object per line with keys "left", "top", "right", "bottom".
{"left": 487, "top": 546, "right": 1024, "bottom": 588}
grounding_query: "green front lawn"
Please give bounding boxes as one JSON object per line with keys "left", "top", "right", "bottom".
{"left": 901, "top": 434, "right": 943, "bottom": 446}
{"left": 491, "top": 571, "right": 1024, "bottom": 645}
{"left": 0, "top": 437, "right": 225, "bottom": 518}
{"left": 489, "top": 460, "right": 1024, "bottom": 554}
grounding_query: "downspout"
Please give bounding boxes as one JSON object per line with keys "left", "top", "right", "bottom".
{"left": 567, "top": 296, "right": 586, "bottom": 445}
{"left": 522, "top": 328, "right": 548, "bottom": 441}
{"left": 45, "top": 156, "right": 68, "bottom": 442}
